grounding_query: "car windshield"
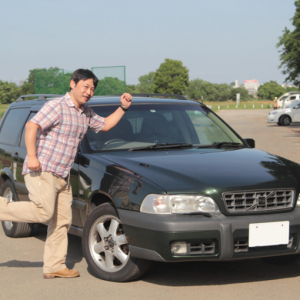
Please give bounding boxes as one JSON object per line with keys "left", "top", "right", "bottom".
{"left": 85, "top": 103, "right": 244, "bottom": 152}
{"left": 279, "top": 96, "right": 288, "bottom": 102}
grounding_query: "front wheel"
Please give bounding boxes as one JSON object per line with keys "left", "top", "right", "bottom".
{"left": 261, "top": 254, "right": 300, "bottom": 265}
{"left": 1, "top": 180, "right": 33, "bottom": 237}
{"left": 280, "top": 115, "right": 291, "bottom": 126}
{"left": 82, "top": 203, "right": 151, "bottom": 282}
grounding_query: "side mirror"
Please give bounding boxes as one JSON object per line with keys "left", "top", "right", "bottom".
{"left": 244, "top": 138, "right": 255, "bottom": 148}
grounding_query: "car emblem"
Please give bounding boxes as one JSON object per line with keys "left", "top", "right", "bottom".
{"left": 245, "top": 191, "right": 275, "bottom": 211}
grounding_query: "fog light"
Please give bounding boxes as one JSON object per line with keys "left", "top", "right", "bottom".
{"left": 171, "top": 242, "right": 187, "bottom": 255}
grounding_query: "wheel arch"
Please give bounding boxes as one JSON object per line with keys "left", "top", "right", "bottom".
{"left": 89, "top": 191, "right": 116, "bottom": 213}
{"left": 280, "top": 114, "right": 292, "bottom": 123}
{"left": 0, "top": 168, "right": 16, "bottom": 192}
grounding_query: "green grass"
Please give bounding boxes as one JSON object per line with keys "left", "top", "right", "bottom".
{"left": 203, "top": 100, "right": 273, "bottom": 111}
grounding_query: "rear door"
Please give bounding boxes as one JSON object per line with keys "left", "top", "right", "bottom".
{"left": 15, "top": 111, "right": 37, "bottom": 201}
{"left": 293, "top": 103, "right": 300, "bottom": 122}
{"left": 0, "top": 107, "right": 30, "bottom": 199}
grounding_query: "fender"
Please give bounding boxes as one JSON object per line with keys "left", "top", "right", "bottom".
{"left": 0, "top": 167, "right": 16, "bottom": 190}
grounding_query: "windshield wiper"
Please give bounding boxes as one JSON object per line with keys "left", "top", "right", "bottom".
{"left": 129, "top": 143, "right": 193, "bottom": 151}
{"left": 196, "top": 142, "right": 245, "bottom": 149}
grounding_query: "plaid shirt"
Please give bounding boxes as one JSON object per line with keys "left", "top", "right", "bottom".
{"left": 22, "top": 93, "right": 106, "bottom": 178}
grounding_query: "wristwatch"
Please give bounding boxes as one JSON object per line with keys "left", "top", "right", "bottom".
{"left": 120, "top": 106, "right": 128, "bottom": 112}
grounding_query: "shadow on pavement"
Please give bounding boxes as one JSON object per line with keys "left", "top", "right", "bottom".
{"left": 0, "top": 260, "right": 43, "bottom": 268}
{"left": 140, "top": 259, "right": 300, "bottom": 286}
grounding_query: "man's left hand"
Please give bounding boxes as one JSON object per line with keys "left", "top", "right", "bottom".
{"left": 120, "top": 93, "right": 132, "bottom": 109}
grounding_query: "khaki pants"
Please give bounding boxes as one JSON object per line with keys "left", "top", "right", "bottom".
{"left": 0, "top": 171, "right": 72, "bottom": 273}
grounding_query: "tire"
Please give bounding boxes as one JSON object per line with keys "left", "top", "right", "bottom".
{"left": 261, "top": 254, "right": 300, "bottom": 265}
{"left": 277, "top": 122, "right": 282, "bottom": 126}
{"left": 1, "top": 180, "right": 34, "bottom": 237}
{"left": 280, "top": 115, "right": 291, "bottom": 126}
{"left": 82, "top": 202, "right": 151, "bottom": 282}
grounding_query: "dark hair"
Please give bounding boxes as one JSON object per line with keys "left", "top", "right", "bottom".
{"left": 70, "top": 69, "right": 98, "bottom": 91}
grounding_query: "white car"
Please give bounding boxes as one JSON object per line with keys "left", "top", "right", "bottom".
{"left": 277, "top": 91, "right": 299, "bottom": 108}
{"left": 268, "top": 100, "right": 300, "bottom": 126}
{"left": 282, "top": 94, "right": 300, "bottom": 108}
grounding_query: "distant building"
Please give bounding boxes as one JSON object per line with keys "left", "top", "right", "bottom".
{"left": 19, "top": 79, "right": 24, "bottom": 87}
{"left": 233, "top": 80, "right": 239, "bottom": 88}
{"left": 244, "top": 79, "right": 259, "bottom": 95}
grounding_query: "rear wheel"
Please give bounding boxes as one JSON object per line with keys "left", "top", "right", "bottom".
{"left": 1, "top": 180, "right": 33, "bottom": 237}
{"left": 280, "top": 115, "right": 291, "bottom": 126}
{"left": 261, "top": 254, "right": 300, "bottom": 265}
{"left": 82, "top": 202, "right": 151, "bottom": 282}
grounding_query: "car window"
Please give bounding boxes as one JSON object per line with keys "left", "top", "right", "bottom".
{"left": 19, "top": 112, "right": 37, "bottom": 148}
{"left": 0, "top": 108, "right": 30, "bottom": 146}
{"left": 85, "top": 104, "right": 243, "bottom": 152}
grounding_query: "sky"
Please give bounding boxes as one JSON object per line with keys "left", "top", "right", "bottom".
{"left": 0, "top": 0, "right": 297, "bottom": 86}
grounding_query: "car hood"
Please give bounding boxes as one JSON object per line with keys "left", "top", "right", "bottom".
{"left": 94, "top": 148, "right": 300, "bottom": 194}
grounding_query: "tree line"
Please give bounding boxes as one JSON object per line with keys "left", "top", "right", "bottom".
{"left": 1, "top": 48, "right": 300, "bottom": 104}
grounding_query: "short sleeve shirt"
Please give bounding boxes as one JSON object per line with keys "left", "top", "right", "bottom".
{"left": 22, "top": 93, "right": 106, "bottom": 177}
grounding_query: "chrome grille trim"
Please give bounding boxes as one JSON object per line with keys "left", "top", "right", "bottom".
{"left": 222, "top": 189, "right": 294, "bottom": 213}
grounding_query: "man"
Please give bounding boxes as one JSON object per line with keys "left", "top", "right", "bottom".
{"left": 0, "top": 69, "right": 132, "bottom": 279}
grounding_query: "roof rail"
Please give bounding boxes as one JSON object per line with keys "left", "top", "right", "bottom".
{"left": 101, "top": 93, "right": 188, "bottom": 101}
{"left": 131, "top": 93, "right": 188, "bottom": 100}
{"left": 16, "top": 94, "right": 63, "bottom": 102}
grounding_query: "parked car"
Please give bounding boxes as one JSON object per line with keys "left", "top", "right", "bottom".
{"left": 277, "top": 91, "right": 299, "bottom": 108}
{"left": 283, "top": 94, "right": 300, "bottom": 108}
{"left": 268, "top": 100, "right": 300, "bottom": 126}
{"left": 1, "top": 93, "right": 300, "bottom": 282}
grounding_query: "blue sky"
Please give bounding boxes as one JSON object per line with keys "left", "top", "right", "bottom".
{"left": 0, "top": 0, "right": 297, "bottom": 86}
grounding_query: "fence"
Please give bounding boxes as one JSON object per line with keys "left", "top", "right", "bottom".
{"left": 35, "top": 66, "right": 126, "bottom": 95}
{"left": 91, "top": 66, "right": 126, "bottom": 96}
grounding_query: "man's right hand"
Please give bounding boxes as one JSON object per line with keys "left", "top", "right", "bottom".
{"left": 27, "top": 156, "right": 41, "bottom": 171}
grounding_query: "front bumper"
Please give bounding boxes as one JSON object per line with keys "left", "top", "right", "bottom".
{"left": 118, "top": 208, "right": 300, "bottom": 262}
{"left": 267, "top": 114, "right": 279, "bottom": 123}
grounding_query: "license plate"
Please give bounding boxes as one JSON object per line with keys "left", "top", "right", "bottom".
{"left": 249, "top": 221, "right": 289, "bottom": 247}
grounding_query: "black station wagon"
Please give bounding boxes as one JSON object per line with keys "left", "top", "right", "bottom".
{"left": 1, "top": 93, "right": 300, "bottom": 282}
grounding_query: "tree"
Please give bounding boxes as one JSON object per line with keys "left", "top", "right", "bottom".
{"left": 277, "top": 0, "right": 300, "bottom": 86}
{"left": 94, "top": 77, "right": 125, "bottom": 96}
{"left": 34, "top": 68, "right": 64, "bottom": 94}
{"left": 229, "top": 87, "right": 249, "bottom": 101}
{"left": 185, "top": 79, "right": 232, "bottom": 101}
{"left": 126, "top": 85, "right": 138, "bottom": 93}
{"left": 257, "top": 81, "right": 286, "bottom": 100}
{"left": 154, "top": 59, "right": 189, "bottom": 95}
{"left": 19, "top": 67, "right": 61, "bottom": 95}
{"left": 0, "top": 81, "right": 21, "bottom": 104}
{"left": 137, "top": 72, "right": 155, "bottom": 93}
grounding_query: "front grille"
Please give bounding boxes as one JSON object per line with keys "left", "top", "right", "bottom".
{"left": 187, "top": 241, "right": 216, "bottom": 255}
{"left": 223, "top": 189, "right": 294, "bottom": 214}
{"left": 234, "top": 237, "right": 294, "bottom": 253}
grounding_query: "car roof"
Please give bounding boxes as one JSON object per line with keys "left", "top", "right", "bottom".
{"left": 9, "top": 95, "right": 198, "bottom": 110}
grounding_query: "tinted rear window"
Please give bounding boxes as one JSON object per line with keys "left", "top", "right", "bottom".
{"left": 0, "top": 108, "right": 30, "bottom": 146}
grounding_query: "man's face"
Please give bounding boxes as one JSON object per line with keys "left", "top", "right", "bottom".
{"left": 70, "top": 78, "right": 95, "bottom": 108}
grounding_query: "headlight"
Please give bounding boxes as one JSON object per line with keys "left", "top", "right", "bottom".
{"left": 270, "top": 111, "right": 278, "bottom": 115}
{"left": 297, "top": 193, "right": 300, "bottom": 206}
{"left": 140, "top": 194, "right": 220, "bottom": 214}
